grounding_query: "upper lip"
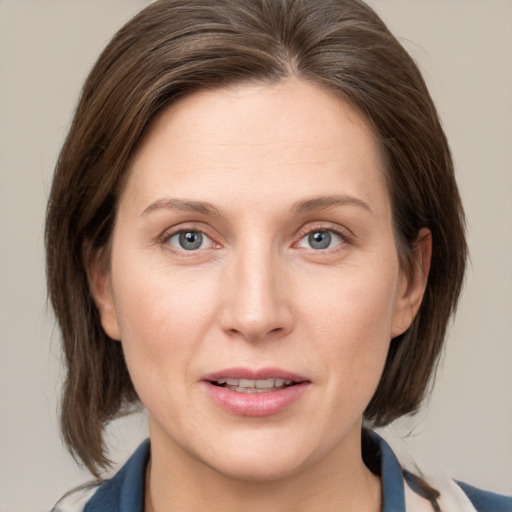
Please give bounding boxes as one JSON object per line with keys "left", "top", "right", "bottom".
{"left": 202, "top": 367, "right": 309, "bottom": 383}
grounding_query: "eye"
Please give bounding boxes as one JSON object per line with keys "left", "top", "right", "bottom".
{"left": 166, "top": 230, "right": 212, "bottom": 251}
{"left": 296, "top": 229, "right": 344, "bottom": 250}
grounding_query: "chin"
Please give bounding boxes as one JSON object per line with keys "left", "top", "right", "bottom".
{"left": 208, "top": 451, "right": 310, "bottom": 482}
{"left": 195, "top": 428, "right": 324, "bottom": 482}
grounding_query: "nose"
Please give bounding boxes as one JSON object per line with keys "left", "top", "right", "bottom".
{"left": 218, "top": 244, "right": 295, "bottom": 343}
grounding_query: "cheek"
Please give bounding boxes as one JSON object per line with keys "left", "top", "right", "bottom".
{"left": 114, "top": 253, "right": 214, "bottom": 329}
{"left": 110, "top": 269, "right": 222, "bottom": 436}
{"left": 109, "top": 258, "right": 219, "bottom": 386}
{"left": 299, "top": 263, "right": 398, "bottom": 401}
{"left": 302, "top": 262, "right": 399, "bottom": 345}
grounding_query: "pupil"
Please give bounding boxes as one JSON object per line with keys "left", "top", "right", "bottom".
{"left": 179, "top": 231, "right": 203, "bottom": 250}
{"left": 309, "top": 231, "right": 331, "bottom": 250}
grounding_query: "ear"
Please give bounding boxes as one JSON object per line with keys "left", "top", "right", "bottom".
{"left": 391, "top": 228, "right": 432, "bottom": 338}
{"left": 86, "top": 246, "right": 121, "bottom": 341}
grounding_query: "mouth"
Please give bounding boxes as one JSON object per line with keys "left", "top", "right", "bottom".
{"left": 210, "top": 378, "right": 297, "bottom": 393}
{"left": 202, "top": 368, "right": 310, "bottom": 416}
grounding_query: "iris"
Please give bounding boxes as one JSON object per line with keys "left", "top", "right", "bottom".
{"left": 309, "top": 231, "right": 331, "bottom": 250}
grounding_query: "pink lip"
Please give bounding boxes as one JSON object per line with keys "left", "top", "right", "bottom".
{"left": 201, "top": 367, "right": 310, "bottom": 417}
{"left": 202, "top": 367, "right": 308, "bottom": 382}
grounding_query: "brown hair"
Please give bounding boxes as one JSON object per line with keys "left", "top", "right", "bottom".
{"left": 46, "top": 0, "right": 466, "bottom": 477}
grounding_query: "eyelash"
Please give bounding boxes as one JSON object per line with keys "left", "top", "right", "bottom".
{"left": 294, "top": 224, "right": 351, "bottom": 252}
{"left": 160, "top": 224, "right": 351, "bottom": 254}
{"left": 160, "top": 224, "right": 218, "bottom": 255}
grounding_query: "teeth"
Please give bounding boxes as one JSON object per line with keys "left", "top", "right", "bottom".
{"left": 255, "top": 378, "right": 274, "bottom": 388}
{"left": 214, "top": 378, "right": 295, "bottom": 391}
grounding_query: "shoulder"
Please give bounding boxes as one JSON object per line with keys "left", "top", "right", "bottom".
{"left": 402, "top": 454, "right": 512, "bottom": 512}
{"left": 456, "top": 481, "right": 512, "bottom": 512}
{"left": 366, "top": 430, "right": 511, "bottom": 512}
{"left": 51, "top": 483, "right": 100, "bottom": 512}
{"left": 51, "top": 440, "right": 150, "bottom": 512}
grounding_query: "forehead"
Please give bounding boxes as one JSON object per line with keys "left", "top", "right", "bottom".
{"left": 123, "top": 79, "right": 389, "bottom": 217}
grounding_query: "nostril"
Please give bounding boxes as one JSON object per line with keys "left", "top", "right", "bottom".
{"left": 225, "top": 325, "right": 286, "bottom": 341}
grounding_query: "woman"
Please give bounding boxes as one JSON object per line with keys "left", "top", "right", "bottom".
{"left": 46, "top": 0, "right": 511, "bottom": 511}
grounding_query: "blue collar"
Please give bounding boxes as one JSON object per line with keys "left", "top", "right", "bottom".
{"left": 84, "top": 431, "right": 406, "bottom": 512}
{"left": 84, "top": 439, "right": 149, "bottom": 512}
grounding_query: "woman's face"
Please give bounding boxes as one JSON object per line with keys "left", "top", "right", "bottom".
{"left": 91, "top": 80, "right": 426, "bottom": 481}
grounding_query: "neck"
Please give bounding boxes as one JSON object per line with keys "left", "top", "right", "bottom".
{"left": 145, "top": 424, "right": 381, "bottom": 512}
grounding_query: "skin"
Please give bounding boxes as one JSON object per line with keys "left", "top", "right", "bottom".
{"left": 89, "top": 79, "right": 430, "bottom": 512}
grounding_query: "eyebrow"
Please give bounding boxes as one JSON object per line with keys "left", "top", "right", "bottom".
{"left": 290, "top": 195, "right": 372, "bottom": 215}
{"left": 141, "top": 194, "right": 372, "bottom": 217}
{"left": 141, "top": 198, "right": 221, "bottom": 217}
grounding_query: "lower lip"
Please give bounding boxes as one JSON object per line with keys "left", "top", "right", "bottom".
{"left": 203, "top": 381, "right": 310, "bottom": 416}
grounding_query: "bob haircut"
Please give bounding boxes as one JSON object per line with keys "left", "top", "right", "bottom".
{"left": 46, "top": 0, "right": 467, "bottom": 477}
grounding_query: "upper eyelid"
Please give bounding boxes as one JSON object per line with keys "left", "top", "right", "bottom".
{"left": 294, "top": 222, "right": 352, "bottom": 240}
{"left": 161, "top": 222, "right": 214, "bottom": 239}
{"left": 160, "top": 224, "right": 216, "bottom": 246}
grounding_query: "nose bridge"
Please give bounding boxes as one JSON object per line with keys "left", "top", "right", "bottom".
{"left": 220, "top": 236, "right": 293, "bottom": 341}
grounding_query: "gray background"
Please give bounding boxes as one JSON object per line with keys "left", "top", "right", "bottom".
{"left": 1, "top": 1, "right": 511, "bottom": 510}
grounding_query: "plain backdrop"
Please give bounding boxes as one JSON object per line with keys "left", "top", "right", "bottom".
{"left": 0, "top": 1, "right": 511, "bottom": 511}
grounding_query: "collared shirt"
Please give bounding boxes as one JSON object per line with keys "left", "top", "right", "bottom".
{"left": 52, "top": 432, "right": 512, "bottom": 512}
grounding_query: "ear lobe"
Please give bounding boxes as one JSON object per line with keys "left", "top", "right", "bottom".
{"left": 391, "top": 228, "right": 432, "bottom": 338}
{"left": 86, "top": 246, "right": 121, "bottom": 341}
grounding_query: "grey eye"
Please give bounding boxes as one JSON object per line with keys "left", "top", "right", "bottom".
{"left": 168, "top": 230, "right": 205, "bottom": 250}
{"left": 308, "top": 231, "right": 332, "bottom": 250}
{"left": 297, "top": 229, "right": 344, "bottom": 251}
{"left": 179, "top": 231, "right": 203, "bottom": 250}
